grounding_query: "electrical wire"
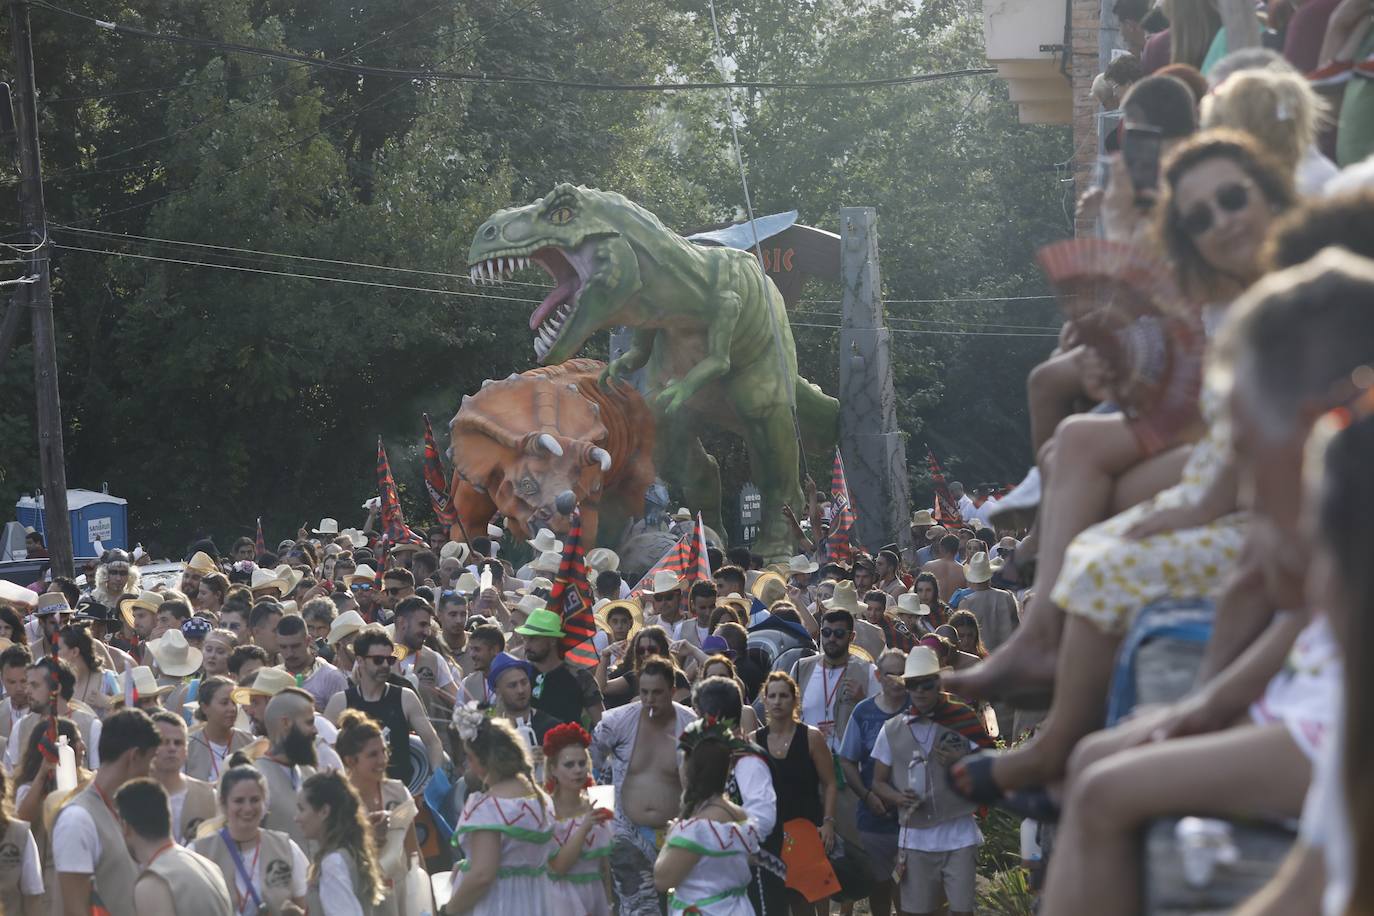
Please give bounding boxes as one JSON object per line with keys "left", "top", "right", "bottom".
{"left": 34, "top": 0, "right": 995, "bottom": 92}
{"left": 789, "top": 321, "right": 1058, "bottom": 339}
{"left": 804, "top": 295, "right": 1056, "bottom": 304}
{"left": 796, "top": 310, "right": 1061, "bottom": 331}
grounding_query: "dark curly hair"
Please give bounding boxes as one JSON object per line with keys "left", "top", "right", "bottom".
{"left": 1264, "top": 190, "right": 1374, "bottom": 271}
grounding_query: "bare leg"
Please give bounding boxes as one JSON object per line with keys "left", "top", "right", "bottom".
{"left": 1028, "top": 350, "right": 1088, "bottom": 455}
{"left": 1196, "top": 531, "right": 1279, "bottom": 682}
{"left": 1042, "top": 724, "right": 1312, "bottom": 916}
{"left": 943, "top": 416, "right": 1184, "bottom": 702}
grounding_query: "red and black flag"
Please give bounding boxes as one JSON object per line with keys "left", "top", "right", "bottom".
{"left": 421, "top": 414, "right": 458, "bottom": 527}
{"left": 629, "top": 534, "right": 692, "bottom": 596}
{"left": 821, "top": 448, "right": 858, "bottom": 563}
{"left": 376, "top": 438, "right": 426, "bottom": 555}
{"left": 926, "top": 448, "right": 963, "bottom": 527}
{"left": 688, "top": 512, "right": 710, "bottom": 585}
{"left": 546, "top": 509, "right": 599, "bottom": 669}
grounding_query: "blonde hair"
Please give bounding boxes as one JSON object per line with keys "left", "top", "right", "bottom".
{"left": 1201, "top": 70, "right": 1325, "bottom": 176}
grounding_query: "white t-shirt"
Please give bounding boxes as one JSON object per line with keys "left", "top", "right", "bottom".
{"left": 1300, "top": 694, "right": 1350, "bottom": 916}
{"left": 872, "top": 721, "right": 982, "bottom": 853}
{"left": 52, "top": 804, "right": 101, "bottom": 874}
{"left": 799, "top": 663, "right": 879, "bottom": 752}
{"left": 399, "top": 650, "right": 455, "bottom": 690}
{"left": 12, "top": 825, "right": 42, "bottom": 894}
{"left": 6, "top": 712, "right": 101, "bottom": 769}
{"left": 168, "top": 787, "right": 188, "bottom": 843}
{"left": 319, "top": 849, "right": 366, "bottom": 916}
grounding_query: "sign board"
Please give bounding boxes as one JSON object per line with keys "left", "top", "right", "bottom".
{"left": 738, "top": 483, "right": 762, "bottom": 545}
{"left": 87, "top": 517, "right": 112, "bottom": 543}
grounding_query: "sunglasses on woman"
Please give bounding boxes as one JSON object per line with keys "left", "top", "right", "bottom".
{"left": 1179, "top": 182, "right": 1251, "bottom": 237}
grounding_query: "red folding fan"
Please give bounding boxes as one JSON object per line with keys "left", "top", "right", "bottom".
{"left": 1037, "top": 239, "right": 1206, "bottom": 455}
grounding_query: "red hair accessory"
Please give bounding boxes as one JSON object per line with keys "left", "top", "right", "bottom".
{"left": 541, "top": 721, "right": 591, "bottom": 761}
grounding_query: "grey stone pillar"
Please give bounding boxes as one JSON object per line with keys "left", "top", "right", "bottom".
{"left": 838, "top": 208, "right": 913, "bottom": 550}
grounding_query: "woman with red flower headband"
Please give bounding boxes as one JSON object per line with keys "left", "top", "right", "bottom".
{"left": 544, "top": 722, "right": 613, "bottom": 914}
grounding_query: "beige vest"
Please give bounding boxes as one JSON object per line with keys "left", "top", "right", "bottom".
{"left": 143, "top": 844, "right": 235, "bottom": 916}
{"left": 307, "top": 849, "right": 375, "bottom": 916}
{"left": 175, "top": 776, "right": 219, "bottom": 845}
{"left": 256, "top": 757, "right": 315, "bottom": 849}
{"left": 185, "top": 726, "right": 254, "bottom": 782}
{"left": 193, "top": 827, "right": 298, "bottom": 914}
{"left": 0, "top": 818, "right": 33, "bottom": 898}
{"left": 878, "top": 714, "right": 978, "bottom": 829}
{"left": 15, "top": 706, "right": 97, "bottom": 767}
{"left": 853, "top": 618, "right": 885, "bottom": 660}
{"left": 794, "top": 654, "right": 873, "bottom": 744}
{"left": 62, "top": 783, "right": 140, "bottom": 916}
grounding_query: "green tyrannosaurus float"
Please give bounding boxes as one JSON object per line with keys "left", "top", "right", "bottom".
{"left": 467, "top": 184, "right": 838, "bottom": 559}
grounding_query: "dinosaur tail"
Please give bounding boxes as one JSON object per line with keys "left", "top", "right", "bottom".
{"left": 794, "top": 377, "right": 839, "bottom": 479}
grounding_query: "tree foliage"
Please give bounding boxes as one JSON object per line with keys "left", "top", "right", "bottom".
{"left": 0, "top": 0, "right": 1067, "bottom": 553}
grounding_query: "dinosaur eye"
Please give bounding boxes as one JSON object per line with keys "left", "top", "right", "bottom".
{"left": 518, "top": 477, "right": 539, "bottom": 496}
{"left": 547, "top": 207, "right": 574, "bottom": 225}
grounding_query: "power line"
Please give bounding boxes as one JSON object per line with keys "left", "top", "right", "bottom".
{"left": 804, "top": 295, "right": 1056, "bottom": 305}
{"left": 54, "top": 242, "right": 549, "bottom": 302}
{"left": 796, "top": 309, "right": 1061, "bottom": 331}
{"left": 789, "top": 321, "right": 1058, "bottom": 339}
{"left": 35, "top": 0, "right": 995, "bottom": 92}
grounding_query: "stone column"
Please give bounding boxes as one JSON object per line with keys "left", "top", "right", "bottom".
{"left": 837, "top": 208, "right": 912, "bottom": 551}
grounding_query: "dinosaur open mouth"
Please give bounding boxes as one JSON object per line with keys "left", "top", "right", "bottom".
{"left": 528, "top": 247, "right": 583, "bottom": 361}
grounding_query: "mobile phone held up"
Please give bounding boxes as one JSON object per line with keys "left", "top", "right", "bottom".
{"left": 1123, "top": 125, "right": 1163, "bottom": 205}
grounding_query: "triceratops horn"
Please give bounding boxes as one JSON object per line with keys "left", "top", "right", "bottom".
{"left": 537, "top": 433, "right": 564, "bottom": 457}
{"left": 589, "top": 447, "right": 612, "bottom": 472}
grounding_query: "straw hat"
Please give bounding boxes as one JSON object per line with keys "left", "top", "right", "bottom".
{"left": 147, "top": 629, "right": 203, "bottom": 677}
{"left": 186, "top": 551, "right": 217, "bottom": 575}
{"left": 440, "top": 541, "right": 471, "bottom": 564}
{"left": 230, "top": 667, "right": 297, "bottom": 705}
{"left": 344, "top": 565, "right": 377, "bottom": 589}
{"left": 750, "top": 571, "right": 787, "bottom": 606}
{"left": 895, "top": 593, "right": 932, "bottom": 617}
{"left": 526, "top": 528, "right": 563, "bottom": 554}
{"left": 649, "top": 570, "right": 683, "bottom": 595}
{"left": 326, "top": 609, "right": 367, "bottom": 646}
{"left": 34, "top": 592, "right": 72, "bottom": 617}
{"left": 314, "top": 518, "right": 340, "bottom": 536}
{"left": 273, "top": 566, "right": 304, "bottom": 594}
{"left": 250, "top": 568, "right": 289, "bottom": 597}
{"left": 390, "top": 541, "right": 422, "bottom": 555}
{"left": 595, "top": 598, "right": 643, "bottom": 634}
{"left": 902, "top": 646, "right": 941, "bottom": 680}
{"left": 786, "top": 555, "right": 819, "bottom": 575}
{"left": 117, "top": 590, "right": 164, "bottom": 629}
{"left": 339, "top": 527, "right": 368, "bottom": 548}
{"left": 585, "top": 548, "right": 621, "bottom": 573}
{"left": 911, "top": 509, "right": 935, "bottom": 528}
{"left": 823, "top": 580, "right": 864, "bottom": 614}
{"left": 672, "top": 507, "right": 693, "bottom": 522}
{"left": 964, "top": 551, "right": 1002, "bottom": 585}
{"left": 453, "top": 572, "right": 480, "bottom": 594}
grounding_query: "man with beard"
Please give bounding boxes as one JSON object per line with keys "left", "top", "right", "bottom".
{"left": 114, "top": 591, "right": 163, "bottom": 663}
{"left": 231, "top": 668, "right": 343, "bottom": 773}
{"left": 180, "top": 551, "right": 217, "bottom": 601}
{"left": 253, "top": 687, "right": 319, "bottom": 848}
{"left": 789, "top": 608, "right": 878, "bottom": 753}
{"left": 6, "top": 655, "right": 100, "bottom": 770}
{"left": 90, "top": 548, "right": 139, "bottom": 610}
{"left": 148, "top": 710, "right": 217, "bottom": 845}
{"left": 248, "top": 602, "right": 283, "bottom": 663}
{"left": 52, "top": 709, "right": 162, "bottom": 916}
{"left": 519, "top": 609, "right": 604, "bottom": 728}
{"left": 459, "top": 623, "right": 504, "bottom": 707}
{"left": 0, "top": 645, "right": 31, "bottom": 757}
{"left": 436, "top": 589, "right": 472, "bottom": 680}
{"left": 273, "top": 613, "right": 346, "bottom": 711}
{"left": 392, "top": 596, "right": 458, "bottom": 713}
{"left": 325, "top": 626, "right": 445, "bottom": 784}
{"left": 487, "top": 651, "right": 561, "bottom": 744}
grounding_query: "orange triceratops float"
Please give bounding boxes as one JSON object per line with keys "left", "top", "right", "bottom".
{"left": 446, "top": 358, "right": 656, "bottom": 547}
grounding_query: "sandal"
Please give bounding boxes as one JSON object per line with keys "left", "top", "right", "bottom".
{"left": 949, "top": 753, "right": 1061, "bottom": 822}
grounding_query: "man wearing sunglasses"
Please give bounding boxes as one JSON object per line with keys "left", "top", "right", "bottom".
{"left": 325, "top": 626, "right": 446, "bottom": 785}
{"left": 344, "top": 564, "right": 383, "bottom": 624}
{"left": 379, "top": 568, "right": 416, "bottom": 614}
{"left": 790, "top": 608, "right": 880, "bottom": 752}
{"left": 871, "top": 647, "right": 994, "bottom": 916}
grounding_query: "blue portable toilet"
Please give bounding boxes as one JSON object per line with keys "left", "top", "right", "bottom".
{"left": 15, "top": 489, "right": 128, "bottom": 557}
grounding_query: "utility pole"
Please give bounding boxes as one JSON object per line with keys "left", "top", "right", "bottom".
{"left": 9, "top": 0, "right": 74, "bottom": 577}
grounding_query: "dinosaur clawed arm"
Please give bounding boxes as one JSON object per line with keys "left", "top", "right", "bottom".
{"left": 653, "top": 291, "right": 742, "bottom": 416}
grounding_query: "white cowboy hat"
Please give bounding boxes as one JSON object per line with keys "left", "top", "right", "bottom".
{"left": 273, "top": 565, "right": 305, "bottom": 594}
{"left": 911, "top": 509, "right": 935, "bottom": 528}
{"left": 526, "top": 528, "right": 563, "bottom": 554}
{"left": 250, "top": 568, "right": 289, "bottom": 596}
{"left": 326, "top": 609, "right": 367, "bottom": 646}
{"left": 344, "top": 565, "right": 377, "bottom": 588}
{"left": 823, "top": 580, "right": 864, "bottom": 614}
{"left": 672, "top": 507, "right": 693, "bottom": 522}
{"left": 531, "top": 551, "right": 563, "bottom": 574}
{"left": 339, "top": 527, "right": 368, "bottom": 548}
{"left": 314, "top": 518, "right": 340, "bottom": 536}
{"left": 454, "top": 571, "right": 481, "bottom": 593}
{"left": 520, "top": 577, "right": 554, "bottom": 596}
{"left": 895, "top": 593, "right": 932, "bottom": 617}
{"left": 903, "top": 646, "right": 941, "bottom": 679}
{"left": 786, "top": 554, "right": 819, "bottom": 575}
{"left": 185, "top": 551, "right": 217, "bottom": 575}
{"left": 650, "top": 570, "right": 683, "bottom": 595}
{"left": 125, "top": 666, "right": 175, "bottom": 701}
{"left": 513, "top": 594, "right": 545, "bottom": 618}
{"left": 147, "top": 629, "right": 203, "bottom": 677}
{"left": 440, "top": 541, "right": 472, "bottom": 564}
{"left": 965, "top": 551, "right": 1000, "bottom": 585}
{"left": 585, "top": 547, "right": 621, "bottom": 573}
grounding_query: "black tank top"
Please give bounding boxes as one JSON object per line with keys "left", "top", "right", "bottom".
{"left": 345, "top": 682, "right": 413, "bottom": 785}
{"left": 755, "top": 724, "right": 823, "bottom": 830}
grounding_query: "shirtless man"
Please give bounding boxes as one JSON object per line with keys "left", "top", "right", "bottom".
{"left": 921, "top": 534, "right": 968, "bottom": 601}
{"left": 592, "top": 656, "right": 697, "bottom": 915}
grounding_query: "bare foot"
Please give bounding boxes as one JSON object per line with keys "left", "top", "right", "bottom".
{"left": 941, "top": 625, "right": 1059, "bottom": 703}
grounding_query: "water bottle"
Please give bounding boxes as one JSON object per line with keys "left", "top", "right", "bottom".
{"left": 517, "top": 722, "right": 543, "bottom": 784}
{"left": 55, "top": 735, "right": 77, "bottom": 792}
{"left": 1020, "top": 818, "right": 1042, "bottom": 867}
{"left": 905, "top": 752, "right": 926, "bottom": 809}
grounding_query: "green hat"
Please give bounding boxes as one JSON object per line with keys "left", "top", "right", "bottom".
{"left": 515, "top": 607, "right": 566, "bottom": 639}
